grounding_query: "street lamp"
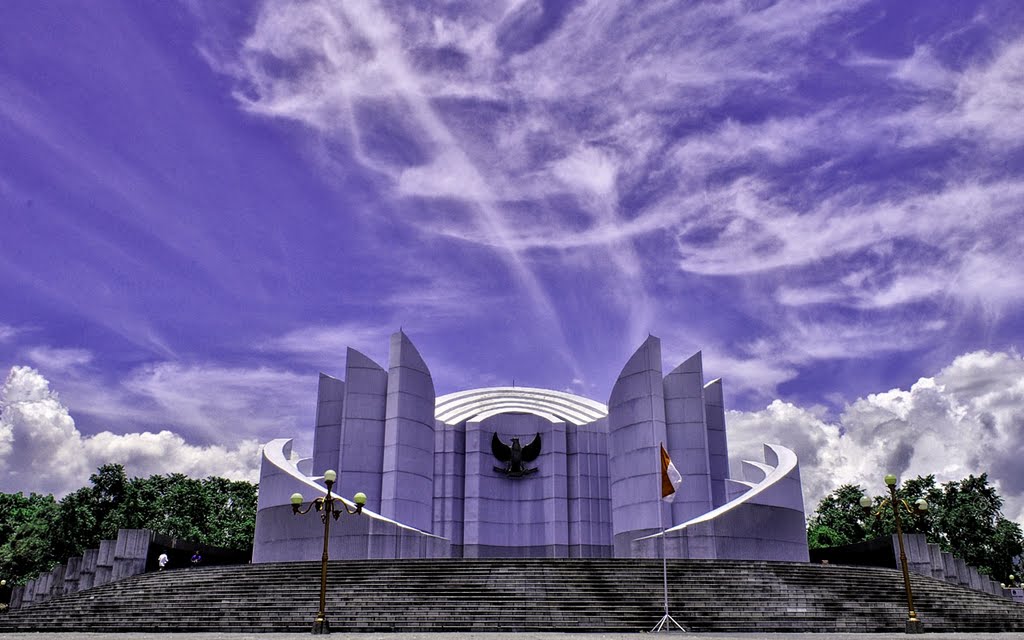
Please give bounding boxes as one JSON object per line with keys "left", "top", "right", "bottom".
{"left": 861, "top": 475, "right": 929, "bottom": 634}
{"left": 290, "top": 470, "right": 367, "bottom": 635}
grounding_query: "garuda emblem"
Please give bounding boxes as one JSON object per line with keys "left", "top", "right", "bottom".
{"left": 491, "top": 432, "right": 542, "bottom": 477}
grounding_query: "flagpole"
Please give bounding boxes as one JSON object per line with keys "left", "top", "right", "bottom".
{"left": 660, "top": 485, "right": 669, "bottom": 614}
{"left": 651, "top": 443, "right": 685, "bottom": 633}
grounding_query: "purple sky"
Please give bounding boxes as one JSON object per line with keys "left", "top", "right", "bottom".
{"left": 2, "top": 1, "right": 1023, "bottom": 522}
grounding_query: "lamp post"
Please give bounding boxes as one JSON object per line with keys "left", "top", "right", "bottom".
{"left": 290, "top": 470, "right": 366, "bottom": 635}
{"left": 861, "top": 475, "right": 929, "bottom": 634}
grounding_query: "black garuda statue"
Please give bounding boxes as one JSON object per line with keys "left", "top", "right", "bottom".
{"left": 491, "top": 432, "right": 542, "bottom": 477}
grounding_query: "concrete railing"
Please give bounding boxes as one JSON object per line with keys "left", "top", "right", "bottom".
{"left": 897, "top": 533, "right": 1018, "bottom": 600}
{"left": 9, "top": 529, "right": 153, "bottom": 610}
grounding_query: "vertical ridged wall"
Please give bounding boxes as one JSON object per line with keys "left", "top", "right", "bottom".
{"left": 663, "top": 352, "right": 713, "bottom": 523}
{"left": 311, "top": 373, "right": 345, "bottom": 477}
{"left": 338, "top": 348, "right": 388, "bottom": 512}
{"left": 703, "top": 378, "right": 730, "bottom": 509}
{"left": 462, "top": 414, "right": 570, "bottom": 557}
{"left": 565, "top": 417, "right": 613, "bottom": 556}
{"left": 432, "top": 421, "right": 465, "bottom": 554}
{"left": 381, "top": 331, "right": 437, "bottom": 532}
{"left": 607, "top": 335, "right": 667, "bottom": 557}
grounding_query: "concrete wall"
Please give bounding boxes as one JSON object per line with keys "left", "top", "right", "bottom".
{"left": 607, "top": 335, "right": 668, "bottom": 557}
{"left": 8, "top": 526, "right": 258, "bottom": 610}
{"left": 703, "top": 378, "right": 730, "bottom": 509}
{"left": 94, "top": 539, "right": 116, "bottom": 587}
{"left": 565, "top": 417, "right": 613, "bottom": 557}
{"left": 898, "top": 533, "right": 1009, "bottom": 596}
{"left": 632, "top": 444, "right": 809, "bottom": 562}
{"left": 253, "top": 502, "right": 449, "bottom": 561}
{"left": 663, "top": 352, "right": 713, "bottom": 524}
{"left": 338, "top": 347, "right": 388, "bottom": 513}
{"left": 62, "top": 556, "right": 82, "bottom": 595}
{"left": 113, "top": 529, "right": 153, "bottom": 581}
{"left": 462, "top": 414, "right": 570, "bottom": 557}
{"left": 432, "top": 420, "right": 466, "bottom": 553}
{"left": 252, "top": 438, "right": 449, "bottom": 563}
{"left": 381, "top": 331, "right": 436, "bottom": 532}
{"left": 78, "top": 548, "right": 98, "bottom": 591}
{"left": 311, "top": 373, "right": 345, "bottom": 477}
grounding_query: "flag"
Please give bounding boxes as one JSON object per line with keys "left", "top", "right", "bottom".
{"left": 660, "top": 444, "right": 682, "bottom": 502}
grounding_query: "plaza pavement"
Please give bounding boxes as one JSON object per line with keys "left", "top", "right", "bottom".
{"left": 3, "top": 633, "right": 1024, "bottom": 640}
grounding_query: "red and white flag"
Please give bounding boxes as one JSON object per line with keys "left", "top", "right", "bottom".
{"left": 660, "top": 444, "right": 682, "bottom": 502}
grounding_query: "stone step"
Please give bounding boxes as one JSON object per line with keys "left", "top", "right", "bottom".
{"left": 5, "top": 558, "right": 1022, "bottom": 633}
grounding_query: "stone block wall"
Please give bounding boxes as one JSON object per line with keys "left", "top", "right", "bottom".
{"left": 9, "top": 528, "right": 177, "bottom": 610}
{"left": 898, "top": 534, "right": 1009, "bottom": 597}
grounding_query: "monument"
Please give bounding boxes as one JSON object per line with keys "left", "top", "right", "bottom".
{"left": 252, "top": 331, "right": 808, "bottom": 562}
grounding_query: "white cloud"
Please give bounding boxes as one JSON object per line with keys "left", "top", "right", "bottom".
{"left": 268, "top": 323, "right": 388, "bottom": 365}
{"left": 45, "top": 360, "right": 315, "bottom": 450}
{"left": 551, "top": 145, "right": 618, "bottom": 199}
{"left": 0, "top": 366, "right": 261, "bottom": 497}
{"left": 0, "top": 324, "right": 19, "bottom": 342}
{"left": 24, "top": 346, "right": 93, "bottom": 371}
{"left": 205, "top": 0, "right": 882, "bottom": 385}
{"left": 957, "top": 40, "right": 1024, "bottom": 142}
{"left": 198, "top": 1, "right": 1024, "bottom": 412}
{"left": 883, "top": 38, "right": 1024, "bottom": 147}
{"left": 727, "top": 349, "right": 1024, "bottom": 526}
{"left": 700, "top": 352, "right": 800, "bottom": 401}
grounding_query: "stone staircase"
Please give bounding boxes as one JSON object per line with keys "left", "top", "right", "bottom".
{"left": 2, "top": 559, "right": 1023, "bottom": 633}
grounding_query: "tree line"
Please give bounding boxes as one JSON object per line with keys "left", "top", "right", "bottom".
{"left": 0, "top": 464, "right": 257, "bottom": 586}
{"left": 807, "top": 473, "right": 1024, "bottom": 583}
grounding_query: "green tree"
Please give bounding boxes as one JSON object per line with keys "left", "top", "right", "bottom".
{"left": 809, "top": 472, "right": 1024, "bottom": 582}
{"left": 806, "top": 484, "right": 872, "bottom": 548}
{"left": 89, "top": 464, "right": 128, "bottom": 539}
{"left": 202, "top": 476, "right": 258, "bottom": 550}
{"left": 0, "top": 493, "right": 61, "bottom": 585}
{"left": 0, "top": 466, "right": 258, "bottom": 585}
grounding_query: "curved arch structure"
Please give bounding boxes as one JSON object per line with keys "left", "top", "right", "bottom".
{"left": 252, "top": 438, "right": 449, "bottom": 562}
{"left": 435, "top": 386, "right": 607, "bottom": 426}
{"left": 252, "top": 330, "right": 808, "bottom": 563}
{"left": 632, "top": 443, "right": 809, "bottom": 561}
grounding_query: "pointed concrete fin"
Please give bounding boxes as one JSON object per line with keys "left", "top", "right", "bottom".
{"left": 703, "top": 377, "right": 724, "bottom": 402}
{"left": 317, "top": 372, "right": 345, "bottom": 402}
{"left": 667, "top": 350, "right": 703, "bottom": 377}
{"left": 345, "top": 347, "right": 384, "bottom": 373}
{"left": 388, "top": 330, "right": 431, "bottom": 375}
{"left": 615, "top": 335, "right": 662, "bottom": 379}
{"left": 609, "top": 335, "right": 663, "bottom": 406}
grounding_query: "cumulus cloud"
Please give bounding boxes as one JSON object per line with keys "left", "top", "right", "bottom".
{"left": 727, "top": 349, "right": 1024, "bottom": 525}
{"left": 0, "top": 366, "right": 262, "bottom": 497}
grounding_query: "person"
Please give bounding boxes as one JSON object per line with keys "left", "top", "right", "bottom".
{"left": 190, "top": 551, "right": 202, "bottom": 567}
{"left": 158, "top": 551, "right": 169, "bottom": 571}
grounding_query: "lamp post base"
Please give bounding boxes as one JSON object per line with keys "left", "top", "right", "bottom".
{"left": 905, "top": 619, "right": 924, "bottom": 634}
{"left": 311, "top": 617, "right": 330, "bottom": 635}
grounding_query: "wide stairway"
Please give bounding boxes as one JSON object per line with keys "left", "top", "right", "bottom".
{"left": 3, "top": 559, "right": 1023, "bottom": 633}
